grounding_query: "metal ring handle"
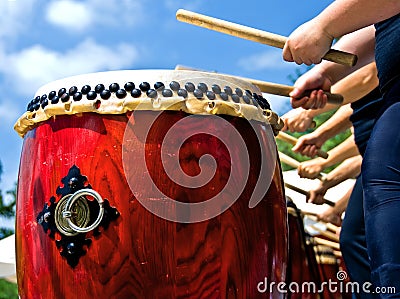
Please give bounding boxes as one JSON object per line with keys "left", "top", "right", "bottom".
{"left": 63, "top": 188, "right": 104, "bottom": 234}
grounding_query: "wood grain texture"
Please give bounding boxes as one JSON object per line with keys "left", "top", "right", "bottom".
{"left": 286, "top": 207, "right": 321, "bottom": 299}
{"left": 16, "top": 111, "right": 288, "bottom": 298}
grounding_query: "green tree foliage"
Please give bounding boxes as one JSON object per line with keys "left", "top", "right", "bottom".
{"left": 0, "top": 161, "right": 18, "bottom": 297}
{"left": 0, "top": 279, "right": 18, "bottom": 299}
{"left": 0, "top": 173, "right": 16, "bottom": 239}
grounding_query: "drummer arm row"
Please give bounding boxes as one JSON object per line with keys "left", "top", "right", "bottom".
{"left": 319, "top": 155, "right": 362, "bottom": 189}
{"left": 298, "top": 135, "right": 360, "bottom": 179}
{"left": 306, "top": 154, "right": 361, "bottom": 205}
{"left": 309, "top": 104, "right": 354, "bottom": 144}
{"left": 283, "top": 62, "right": 378, "bottom": 133}
{"left": 312, "top": 61, "right": 378, "bottom": 112}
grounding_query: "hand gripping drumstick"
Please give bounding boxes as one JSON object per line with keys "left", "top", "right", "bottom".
{"left": 278, "top": 151, "right": 326, "bottom": 181}
{"left": 284, "top": 181, "right": 336, "bottom": 207}
{"left": 174, "top": 65, "right": 343, "bottom": 105}
{"left": 277, "top": 131, "right": 329, "bottom": 159}
{"left": 243, "top": 78, "right": 343, "bottom": 105}
{"left": 279, "top": 152, "right": 336, "bottom": 207}
{"left": 176, "top": 9, "right": 358, "bottom": 67}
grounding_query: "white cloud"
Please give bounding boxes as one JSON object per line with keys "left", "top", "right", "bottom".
{"left": 0, "top": 100, "right": 21, "bottom": 124}
{"left": 45, "top": 0, "right": 146, "bottom": 32}
{"left": 238, "top": 49, "right": 295, "bottom": 72}
{"left": 46, "top": 1, "right": 93, "bottom": 32}
{"left": 0, "top": 0, "right": 37, "bottom": 40}
{"left": 2, "top": 38, "right": 139, "bottom": 96}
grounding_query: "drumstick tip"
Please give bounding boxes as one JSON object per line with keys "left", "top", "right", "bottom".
{"left": 176, "top": 8, "right": 189, "bottom": 20}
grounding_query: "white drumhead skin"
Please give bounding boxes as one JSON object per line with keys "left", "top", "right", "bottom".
{"left": 14, "top": 69, "right": 283, "bottom": 137}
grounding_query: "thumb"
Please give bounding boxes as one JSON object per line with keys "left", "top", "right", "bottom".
{"left": 289, "top": 87, "right": 303, "bottom": 98}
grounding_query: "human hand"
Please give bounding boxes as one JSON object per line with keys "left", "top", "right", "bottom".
{"left": 298, "top": 158, "right": 325, "bottom": 179}
{"left": 307, "top": 184, "right": 328, "bottom": 205}
{"left": 317, "top": 207, "right": 342, "bottom": 226}
{"left": 281, "top": 108, "right": 315, "bottom": 132}
{"left": 283, "top": 19, "right": 334, "bottom": 66}
{"left": 289, "top": 71, "right": 332, "bottom": 110}
{"left": 292, "top": 132, "right": 325, "bottom": 158}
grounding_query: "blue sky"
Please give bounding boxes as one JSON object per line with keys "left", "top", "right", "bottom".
{"left": 0, "top": 0, "right": 333, "bottom": 218}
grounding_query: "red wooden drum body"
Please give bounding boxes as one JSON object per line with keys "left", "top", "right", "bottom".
{"left": 14, "top": 70, "right": 287, "bottom": 298}
{"left": 286, "top": 203, "right": 321, "bottom": 299}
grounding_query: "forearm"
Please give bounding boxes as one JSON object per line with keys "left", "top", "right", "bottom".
{"left": 332, "top": 185, "right": 353, "bottom": 215}
{"left": 295, "top": 62, "right": 378, "bottom": 120}
{"left": 331, "top": 62, "right": 379, "bottom": 104}
{"left": 316, "top": 0, "right": 400, "bottom": 39}
{"left": 312, "top": 104, "right": 353, "bottom": 143}
{"left": 320, "top": 135, "right": 360, "bottom": 169}
{"left": 321, "top": 155, "right": 362, "bottom": 189}
{"left": 312, "top": 26, "right": 376, "bottom": 85}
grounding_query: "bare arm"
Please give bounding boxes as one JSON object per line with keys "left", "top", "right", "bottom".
{"left": 307, "top": 155, "right": 362, "bottom": 204}
{"left": 283, "top": 0, "right": 400, "bottom": 67}
{"left": 314, "top": 0, "right": 400, "bottom": 40}
{"left": 280, "top": 0, "right": 399, "bottom": 109}
{"left": 292, "top": 104, "right": 354, "bottom": 157}
{"left": 282, "top": 62, "right": 378, "bottom": 132}
{"left": 330, "top": 61, "right": 378, "bottom": 104}
{"left": 297, "top": 135, "right": 359, "bottom": 179}
{"left": 317, "top": 184, "right": 354, "bottom": 226}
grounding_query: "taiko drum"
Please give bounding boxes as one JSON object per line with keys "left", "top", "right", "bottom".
{"left": 14, "top": 70, "right": 287, "bottom": 298}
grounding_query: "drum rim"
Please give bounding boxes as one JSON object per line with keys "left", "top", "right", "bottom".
{"left": 14, "top": 69, "right": 283, "bottom": 137}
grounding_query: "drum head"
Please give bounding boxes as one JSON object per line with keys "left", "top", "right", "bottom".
{"left": 14, "top": 69, "right": 283, "bottom": 137}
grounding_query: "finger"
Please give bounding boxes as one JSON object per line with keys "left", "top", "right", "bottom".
{"left": 313, "top": 195, "right": 325, "bottom": 205}
{"left": 320, "top": 93, "right": 328, "bottom": 108}
{"left": 289, "top": 87, "right": 303, "bottom": 99}
{"left": 281, "top": 119, "right": 289, "bottom": 131}
{"left": 306, "top": 171, "right": 319, "bottom": 180}
{"left": 315, "top": 90, "right": 328, "bottom": 109}
{"left": 291, "top": 97, "right": 309, "bottom": 109}
{"left": 302, "top": 145, "right": 315, "bottom": 157}
{"left": 296, "top": 122, "right": 308, "bottom": 132}
{"left": 311, "top": 56, "right": 323, "bottom": 65}
{"left": 293, "top": 54, "right": 303, "bottom": 65}
{"left": 299, "top": 167, "right": 314, "bottom": 179}
{"left": 282, "top": 44, "right": 294, "bottom": 62}
{"left": 302, "top": 98, "right": 316, "bottom": 110}
{"left": 308, "top": 145, "right": 319, "bottom": 158}
{"left": 303, "top": 58, "right": 314, "bottom": 66}
{"left": 292, "top": 141, "right": 306, "bottom": 153}
{"left": 298, "top": 169, "right": 306, "bottom": 178}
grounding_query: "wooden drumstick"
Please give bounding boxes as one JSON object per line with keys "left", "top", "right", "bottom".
{"left": 309, "top": 224, "right": 340, "bottom": 243}
{"left": 176, "top": 9, "right": 358, "bottom": 67}
{"left": 245, "top": 79, "right": 343, "bottom": 105}
{"left": 277, "top": 132, "right": 329, "bottom": 159}
{"left": 284, "top": 181, "right": 335, "bottom": 207}
{"left": 313, "top": 237, "right": 340, "bottom": 251}
{"left": 333, "top": 250, "right": 342, "bottom": 258}
{"left": 278, "top": 152, "right": 326, "bottom": 181}
{"left": 304, "top": 214, "right": 340, "bottom": 233}
{"left": 175, "top": 65, "right": 343, "bottom": 105}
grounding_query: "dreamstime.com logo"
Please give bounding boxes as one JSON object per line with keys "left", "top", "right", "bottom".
{"left": 121, "top": 82, "right": 277, "bottom": 223}
{"left": 257, "top": 271, "right": 396, "bottom": 295}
